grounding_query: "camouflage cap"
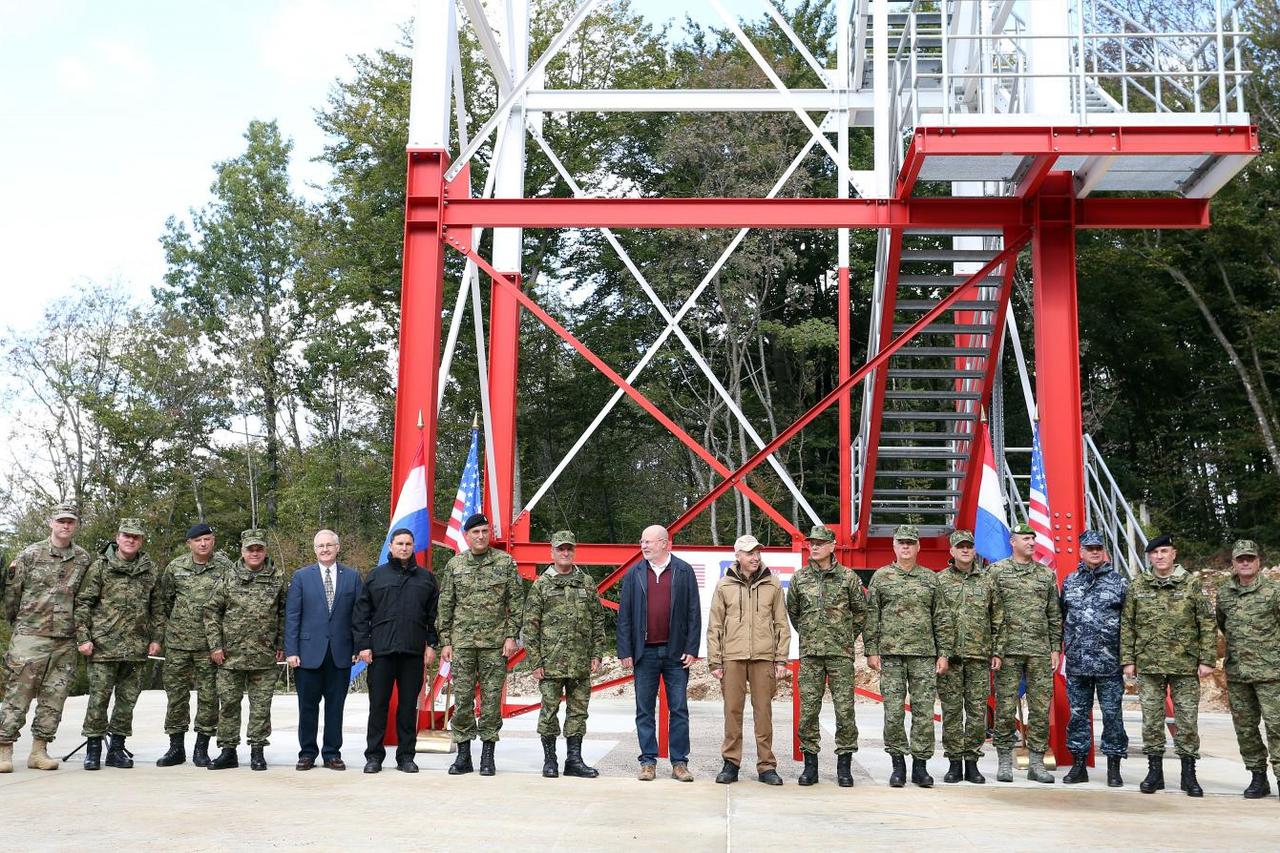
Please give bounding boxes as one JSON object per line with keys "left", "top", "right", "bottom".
{"left": 241, "top": 528, "right": 268, "bottom": 548}
{"left": 733, "top": 534, "right": 762, "bottom": 552}
{"left": 893, "top": 524, "right": 919, "bottom": 543}
{"left": 550, "top": 530, "right": 576, "bottom": 547}
{"left": 1011, "top": 522, "right": 1035, "bottom": 536}
{"left": 117, "top": 518, "right": 146, "bottom": 537}
{"left": 1232, "top": 539, "right": 1260, "bottom": 559}
{"left": 1079, "top": 529, "right": 1105, "bottom": 547}
{"left": 806, "top": 524, "right": 836, "bottom": 543}
{"left": 949, "top": 529, "right": 975, "bottom": 547}
{"left": 50, "top": 502, "right": 80, "bottom": 521}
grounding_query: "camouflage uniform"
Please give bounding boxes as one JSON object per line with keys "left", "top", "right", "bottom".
{"left": 1, "top": 537, "right": 92, "bottom": 743}
{"left": 1120, "top": 564, "right": 1215, "bottom": 758}
{"left": 438, "top": 546, "right": 524, "bottom": 743}
{"left": 990, "top": 556, "right": 1062, "bottom": 754}
{"left": 156, "top": 550, "right": 234, "bottom": 735}
{"left": 74, "top": 543, "right": 163, "bottom": 738}
{"left": 1216, "top": 565, "right": 1280, "bottom": 777}
{"left": 1060, "top": 556, "right": 1129, "bottom": 757}
{"left": 522, "top": 565, "right": 605, "bottom": 738}
{"left": 786, "top": 557, "right": 866, "bottom": 755}
{"left": 203, "top": 558, "right": 285, "bottom": 748}
{"left": 865, "top": 562, "right": 953, "bottom": 758}
{"left": 936, "top": 557, "right": 995, "bottom": 760}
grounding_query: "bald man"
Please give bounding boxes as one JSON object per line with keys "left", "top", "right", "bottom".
{"left": 617, "top": 525, "right": 701, "bottom": 782}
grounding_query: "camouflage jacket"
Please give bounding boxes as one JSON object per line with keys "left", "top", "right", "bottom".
{"left": 786, "top": 559, "right": 866, "bottom": 658}
{"left": 74, "top": 544, "right": 163, "bottom": 660}
{"left": 202, "top": 560, "right": 286, "bottom": 670}
{"left": 4, "top": 538, "right": 92, "bottom": 639}
{"left": 990, "top": 557, "right": 1063, "bottom": 658}
{"left": 155, "top": 551, "right": 234, "bottom": 650}
{"left": 1120, "top": 565, "right": 1214, "bottom": 675}
{"left": 521, "top": 565, "right": 605, "bottom": 678}
{"left": 438, "top": 547, "right": 525, "bottom": 649}
{"left": 937, "top": 560, "right": 995, "bottom": 660}
{"left": 1060, "top": 560, "right": 1127, "bottom": 676}
{"left": 864, "top": 563, "right": 953, "bottom": 658}
{"left": 1216, "top": 573, "right": 1280, "bottom": 683}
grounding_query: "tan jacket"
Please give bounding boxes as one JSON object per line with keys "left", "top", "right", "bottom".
{"left": 707, "top": 565, "right": 790, "bottom": 667}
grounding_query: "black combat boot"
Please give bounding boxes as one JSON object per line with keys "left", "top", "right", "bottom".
{"left": 563, "top": 736, "right": 598, "bottom": 778}
{"left": 541, "top": 736, "right": 559, "bottom": 778}
{"left": 836, "top": 753, "right": 854, "bottom": 787}
{"left": 208, "top": 747, "right": 238, "bottom": 770}
{"left": 83, "top": 737, "right": 103, "bottom": 771}
{"left": 1063, "top": 754, "right": 1088, "bottom": 784}
{"left": 1180, "top": 757, "right": 1203, "bottom": 797}
{"left": 104, "top": 734, "right": 133, "bottom": 769}
{"left": 1243, "top": 770, "right": 1271, "bottom": 799}
{"left": 156, "top": 733, "right": 186, "bottom": 767}
{"left": 192, "top": 733, "right": 211, "bottom": 768}
{"left": 889, "top": 754, "right": 907, "bottom": 788}
{"left": 798, "top": 753, "right": 818, "bottom": 786}
{"left": 964, "top": 760, "right": 986, "bottom": 784}
{"left": 448, "top": 740, "right": 473, "bottom": 775}
{"left": 944, "top": 759, "right": 963, "bottom": 783}
{"left": 1107, "top": 755, "right": 1123, "bottom": 787}
{"left": 911, "top": 758, "right": 934, "bottom": 788}
{"left": 1140, "top": 755, "right": 1164, "bottom": 793}
{"left": 715, "top": 759, "right": 739, "bottom": 784}
{"left": 250, "top": 746, "right": 267, "bottom": 772}
{"left": 478, "top": 740, "right": 496, "bottom": 776}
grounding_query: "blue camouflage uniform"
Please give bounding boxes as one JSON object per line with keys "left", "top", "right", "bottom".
{"left": 1060, "top": 540, "right": 1129, "bottom": 758}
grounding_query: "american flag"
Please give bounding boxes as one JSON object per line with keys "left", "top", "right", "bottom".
{"left": 445, "top": 426, "right": 482, "bottom": 553}
{"left": 1028, "top": 423, "right": 1056, "bottom": 568}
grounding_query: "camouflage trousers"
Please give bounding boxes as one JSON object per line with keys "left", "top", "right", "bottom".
{"left": 1137, "top": 673, "right": 1200, "bottom": 758}
{"left": 1065, "top": 674, "right": 1128, "bottom": 758}
{"left": 81, "top": 659, "right": 148, "bottom": 738}
{"left": 0, "top": 634, "right": 77, "bottom": 743}
{"left": 537, "top": 675, "right": 591, "bottom": 738}
{"left": 881, "top": 655, "right": 937, "bottom": 759}
{"left": 1227, "top": 679, "right": 1280, "bottom": 774}
{"left": 993, "top": 654, "right": 1054, "bottom": 754}
{"left": 939, "top": 657, "right": 990, "bottom": 759}
{"left": 797, "top": 655, "right": 858, "bottom": 755}
{"left": 163, "top": 648, "right": 219, "bottom": 735}
{"left": 451, "top": 646, "right": 507, "bottom": 743}
{"left": 215, "top": 667, "right": 276, "bottom": 747}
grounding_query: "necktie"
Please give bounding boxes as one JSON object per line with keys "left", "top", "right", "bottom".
{"left": 324, "top": 566, "right": 335, "bottom": 611}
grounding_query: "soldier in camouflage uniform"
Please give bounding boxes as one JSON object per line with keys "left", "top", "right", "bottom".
{"left": 990, "top": 522, "right": 1062, "bottom": 784}
{"left": 1120, "top": 533, "right": 1215, "bottom": 797}
{"left": 1059, "top": 529, "right": 1128, "bottom": 787}
{"left": 1216, "top": 540, "right": 1280, "bottom": 800}
{"left": 202, "top": 529, "right": 285, "bottom": 771}
{"left": 522, "top": 530, "right": 605, "bottom": 779}
{"left": 786, "top": 523, "right": 866, "bottom": 787}
{"left": 0, "top": 502, "right": 91, "bottom": 773}
{"left": 154, "top": 522, "right": 234, "bottom": 767}
{"left": 865, "top": 524, "right": 952, "bottom": 789}
{"left": 439, "top": 513, "right": 525, "bottom": 776}
{"left": 936, "top": 529, "right": 996, "bottom": 785}
{"left": 74, "top": 518, "right": 163, "bottom": 771}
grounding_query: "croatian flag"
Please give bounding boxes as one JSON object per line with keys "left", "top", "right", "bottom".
{"left": 974, "top": 420, "right": 1013, "bottom": 563}
{"left": 379, "top": 436, "right": 432, "bottom": 564}
{"left": 444, "top": 424, "right": 482, "bottom": 553}
{"left": 1029, "top": 424, "right": 1056, "bottom": 568}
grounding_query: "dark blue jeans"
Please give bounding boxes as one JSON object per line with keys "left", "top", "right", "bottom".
{"left": 1066, "top": 673, "right": 1129, "bottom": 757}
{"left": 633, "top": 644, "right": 691, "bottom": 765}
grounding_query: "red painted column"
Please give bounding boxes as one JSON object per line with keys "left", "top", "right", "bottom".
{"left": 1031, "top": 172, "right": 1086, "bottom": 768}
{"left": 486, "top": 272, "right": 522, "bottom": 542}
{"left": 838, "top": 265, "right": 852, "bottom": 546}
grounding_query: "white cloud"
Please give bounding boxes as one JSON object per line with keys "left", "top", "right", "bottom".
{"left": 259, "top": 0, "right": 416, "bottom": 84}
{"left": 52, "top": 36, "right": 154, "bottom": 95}
{"left": 54, "top": 55, "right": 95, "bottom": 93}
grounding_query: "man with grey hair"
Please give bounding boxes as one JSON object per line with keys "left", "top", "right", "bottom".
{"left": 284, "top": 530, "right": 362, "bottom": 770}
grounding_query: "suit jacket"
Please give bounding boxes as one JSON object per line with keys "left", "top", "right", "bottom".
{"left": 284, "top": 562, "right": 362, "bottom": 669}
{"left": 615, "top": 556, "right": 701, "bottom": 663}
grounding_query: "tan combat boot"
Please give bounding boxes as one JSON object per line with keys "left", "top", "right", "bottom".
{"left": 28, "top": 738, "right": 60, "bottom": 770}
{"left": 0, "top": 742, "right": 13, "bottom": 773}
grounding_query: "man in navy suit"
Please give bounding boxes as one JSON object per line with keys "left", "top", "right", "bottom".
{"left": 285, "top": 530, "right": 362, "bottom": 770}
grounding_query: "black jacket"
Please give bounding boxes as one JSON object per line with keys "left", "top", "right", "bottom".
{"left": 352, "top": 558, "right": 439, "bottom": 656}
{"left": 615, "top": 556, "right": 701, "bottom": 663}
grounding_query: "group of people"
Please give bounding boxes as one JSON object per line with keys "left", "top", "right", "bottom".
{"left": 1, "top": 504, "right": 1277, "bottom": 802}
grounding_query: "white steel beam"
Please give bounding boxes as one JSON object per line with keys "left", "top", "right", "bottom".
{"left": 871, "top": 0, "right": 890, "bottom": 196}
{"left": 491, "top": 0, "right": 528, "bottom": 273}
{"left": 407, "top": 0, "right": 456, "bottom": 149}
{"left": 459, "top": 0, "right": 514, "bottom": 92}
{"left": 523, "top": 88, "right": 847, "bottom": 112}
{"left": 761, "top": 0, "right": 831, "bottom": 86}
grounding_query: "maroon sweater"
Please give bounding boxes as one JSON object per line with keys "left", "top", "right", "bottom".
{"left": 645, "top": 564, "right": 672, "bottom": 645}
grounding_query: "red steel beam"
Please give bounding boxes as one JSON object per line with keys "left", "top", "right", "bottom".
{"left": 837, "top": 265, "right": 852, "bottom": 545}
{"left": 487, "top": 272, "right": 522, "bottom": 538}
{"left": 905, "top": 123, "right": 1258, "bottom": 157}
{"left": 1076, "top": 197, "right": 1210, "bottom": 229}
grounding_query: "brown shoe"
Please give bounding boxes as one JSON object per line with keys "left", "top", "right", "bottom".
{"left": 323, "top": 758, "right": 346, "bottom": 771}
{"left": 671, "top": 762, "right": 694, "bottom": 782}
{"left": 295, "top": 756, "right": 316, "bottom": 771}
{"left": 638, "top": 763, "right": 656, "bottom": 781}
